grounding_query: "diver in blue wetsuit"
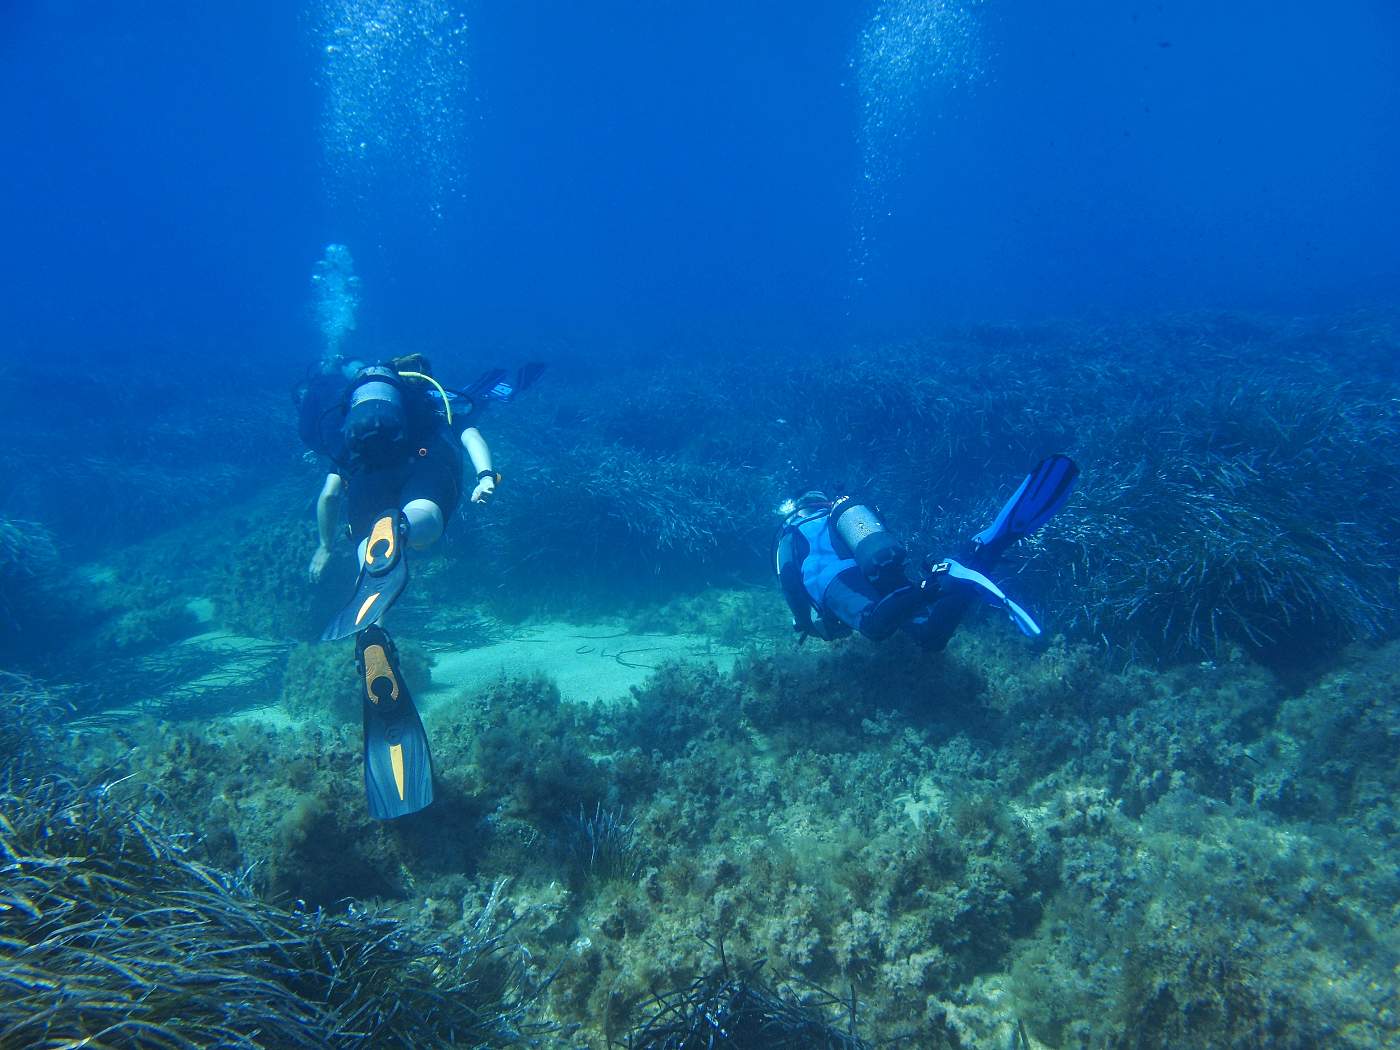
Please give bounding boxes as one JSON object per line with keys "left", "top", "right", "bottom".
{"left": 774, "top": 455, "right": 1079, "bottom": 650}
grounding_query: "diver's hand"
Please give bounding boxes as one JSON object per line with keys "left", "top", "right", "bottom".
{"left": 471, "top": 475, "right": 496, "bottom": 505}
{"left": 308, "top": 545, "right": 332, "bottom": 582}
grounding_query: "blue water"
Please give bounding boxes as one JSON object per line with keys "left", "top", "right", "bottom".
{"left": 3, "top": 6, "right": 1400, "bottom": 1045}
{"left": 3, "top": 1, "right": 1397, "bottom": 363}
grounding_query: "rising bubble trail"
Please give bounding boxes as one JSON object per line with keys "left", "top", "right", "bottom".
{"left": 317, "top": 1, "right": 470, "bottom": 222}
{"left": 851, "top": 0, "right": 982, "bottom": 282}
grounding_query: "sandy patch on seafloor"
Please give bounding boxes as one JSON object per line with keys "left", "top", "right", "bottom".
{"left": 127, "top": 618, "right": 743, "bottom": 732}
{"left": 418, "top": 621, "right": 742, "bottom": 710}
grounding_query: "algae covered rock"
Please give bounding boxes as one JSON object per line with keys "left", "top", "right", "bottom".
{"left": 37, "top": 601, "right": 1400, "bottom": 1047}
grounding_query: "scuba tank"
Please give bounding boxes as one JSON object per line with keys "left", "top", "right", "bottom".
{"left": 829, "top": 497, "right": 908, "bottom": 592}
{"left": 342, "top": 365, "right": 409, "bottom": 467}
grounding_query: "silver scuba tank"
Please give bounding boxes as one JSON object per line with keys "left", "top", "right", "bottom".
{"left": 830, "top": 500, "right": 883, "bottom": 548}
{"left": 348, "top": 366, "right": 403, "bottom": 413}
{"left": 343, "top": 366, "right": 409, "bottom": 466}
{"left": 830, "top": 496, "right": 908, "bottom": 591}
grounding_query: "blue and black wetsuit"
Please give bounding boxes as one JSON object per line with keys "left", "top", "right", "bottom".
{"left": 775, "top": 508, "right": 863, "bottom": 641}
{"left": 774, "top": 505, "right": 979, "bottom": 651}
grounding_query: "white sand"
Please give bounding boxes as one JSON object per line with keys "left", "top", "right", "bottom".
{"left": 96, "top": 607, "right": 742, "bottom": 732}
{"left": 419, "top": 621, "right": 741, "bottom": 710}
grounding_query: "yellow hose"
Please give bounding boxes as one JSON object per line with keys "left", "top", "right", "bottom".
{"left": 396, "top": 370, "right": 452, "bottom": 426}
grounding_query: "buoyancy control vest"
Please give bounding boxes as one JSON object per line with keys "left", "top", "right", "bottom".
{"left": 796, "top": 511, "right": 858, "bottom": 607}
{"left": 774, "top": 509, "right": 858, "bottom": 640}
{"left": 296, "top": 372, "right": 351, "bottom": 461}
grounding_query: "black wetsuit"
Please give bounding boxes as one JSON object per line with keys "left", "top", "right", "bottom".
{"left": 298, "top": 373, "right": 469, "bottom": 538}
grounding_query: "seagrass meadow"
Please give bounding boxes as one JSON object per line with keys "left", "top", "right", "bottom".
{"left": 3, "top": 313, "right": 1399, "bottom": 1047}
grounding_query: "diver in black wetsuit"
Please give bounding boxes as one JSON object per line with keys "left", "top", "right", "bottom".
{"left": 292, "top": 353, "right": 543, "bottom": 820}
{"left": 299, "top": 353, "right": 496, "bottom": 585}
{"left": 774, "top": 455, "right": 1079, "bottom": 651}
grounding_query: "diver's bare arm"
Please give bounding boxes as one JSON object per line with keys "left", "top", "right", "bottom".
{"left": 462, "top": 427, "right": 496, "bottom": 504}
{"left": 309, "top": 473, "right": 343, "bottom": 581}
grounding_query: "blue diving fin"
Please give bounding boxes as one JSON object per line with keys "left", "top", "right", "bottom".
{"left": 458, "top": 362, "right": 547, "bottom": 404}
{"left": 972, "top": 454, "right": 1079, "bottom": 563}
{"left": 941, "top": 559, "right": 1042, "bottom": 639}
{"left": 356, "top": 625, "right": 434, "bottom": 819}
{"left": 461, "top": 367, "right": 508, "bottom": 402}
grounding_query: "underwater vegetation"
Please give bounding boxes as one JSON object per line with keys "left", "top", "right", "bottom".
{"left": 50, "top": 623, "right": 1400, "bottom": 1047}
{"left": 0, "top": 680, "right": 548, "bottom": 1049}
{"left": 566, "top": 803, "right": 650, "bottom": 891}
{"left": 620, "top": 951, "right": 869, "bottom": 1050}
{"left": 0, "top": 516, "right": 62, "bottom": 660}
{"left": 464, "top": 312, "right": 1400, "bottom": 665}
{"left": 0, "top": 357, "right": 300, "bottom": 559}
{"left": 12, "top": 313, "right": 1398, "bottom": 669}
{"left": 0, "top": 672, "right": 70, "bottom": 772}
{"left": 0, "top": 779, "right": 542, "bottom": 1048}
{"left": 0, "top": 515, "right": 59, "bottom": 593}
{"left": 8, "top": 310, "right": 1399, "bottom": 1047}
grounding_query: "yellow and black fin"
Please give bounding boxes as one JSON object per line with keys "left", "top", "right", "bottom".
{"left": 322, "top": 509, "right": 409, "bottom": 642}
{"left": 355, "top": 624, "right": 433, "bottom": 820}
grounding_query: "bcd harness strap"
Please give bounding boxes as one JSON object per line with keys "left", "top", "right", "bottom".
{"left": 775, "top": 513, "right": 850, "bottom": 642}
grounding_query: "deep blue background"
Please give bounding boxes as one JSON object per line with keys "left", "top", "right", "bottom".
{"left": 3, "top": 1, "right": 1397, "bottom": 371}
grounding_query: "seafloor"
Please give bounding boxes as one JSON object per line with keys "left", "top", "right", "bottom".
{"left": 2, "top": 314, "right": 1398, "bottom": 1048}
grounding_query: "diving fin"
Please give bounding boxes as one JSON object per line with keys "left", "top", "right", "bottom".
{"left": 356, "top": 625, "right": 434, "bottom": 819}
{"left": 461, "top": 367, "right": 507, "bottom": 402}
{"left": 938, "top": 559, "right": 1043, "bottom": 639}
{"left": 512, "top": 361, "right": 547, "bottom": 397}
{"left": 321, "top": 509, "right": 408, "bottom": 642}
{"left": 460, "top": 362, "right": 547, "bottom": 404}
{"left": 972, "top": 454, "right": 1080, "bottom": 563}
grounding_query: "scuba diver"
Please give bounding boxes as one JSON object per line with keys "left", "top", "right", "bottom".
{"left": 774, "top": 455, "right": 1079, "bottom": 650}
{"left": 294, "top": 354, "right": 544, "bottom": 819}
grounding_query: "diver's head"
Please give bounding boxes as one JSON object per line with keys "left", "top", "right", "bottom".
{"left": 777, "top": 490, "right": 831, "bottom": 518}
{"left": 388, "top": 352, "right": 433, "bottom": 377}
{"left": 339, "top": 357, "right": 368, "bottom": 379}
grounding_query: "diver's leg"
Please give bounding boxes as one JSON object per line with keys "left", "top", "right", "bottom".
{"left": 344, "top": 467, "right": 398, "bottom": 566}
{"left": 906, "top": 557, "right": 1050, "bottom": 649}
{"left": 827, "top": 569, "right": 930, "bottom": 643}
{"left": 904, "top": 589, "right": 976, "bottom": 651}
{"left": 323, "top": 487, "right": 409, "bottom": 641}
{"left": 402, "top": 499, "right": 444, "bottom": 550}
{"left": 823, "top": 570, "right": 881, "bottom": 637}
{"left": 862, "top": 585, "right": 927, "bottom": 641}
{"left": 348, "top": 498, "right": 433, "bottom": 568}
